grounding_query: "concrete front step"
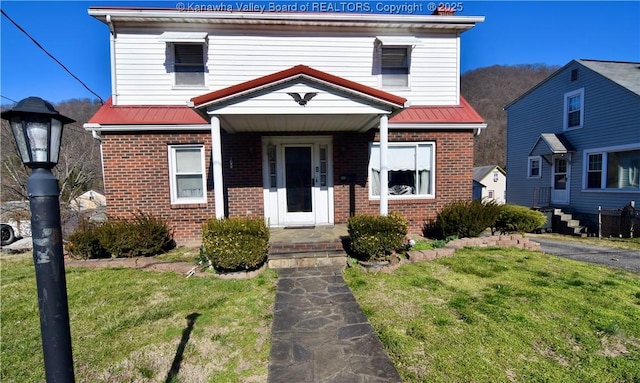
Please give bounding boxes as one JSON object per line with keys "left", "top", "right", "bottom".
{"left": 268, "top": 250, "right": 348, "bottom": 268}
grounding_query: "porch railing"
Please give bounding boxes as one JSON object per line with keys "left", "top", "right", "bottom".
{"left": 532, "top": 187, "right": 551, "bottom": 208}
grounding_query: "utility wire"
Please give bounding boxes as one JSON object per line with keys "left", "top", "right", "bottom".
{"left": 1, "top": 9, "right": 105, "bottom": 104}
{"left": 1, "top": 95, "right": 18, "bottom": 104}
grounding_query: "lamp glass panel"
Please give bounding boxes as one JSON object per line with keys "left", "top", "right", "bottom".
{"left": 25, "top": 116, "right": 50, "bottom": 163}
{"left": 49, "top": 119, "right": 63, "bottom": 164}
{"left": 9, "top": 118, "right": 30, "bottom": 163}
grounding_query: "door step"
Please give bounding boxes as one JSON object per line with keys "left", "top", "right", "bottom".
{"left": 268, "top": 250, "right": 347, "bottom": 268}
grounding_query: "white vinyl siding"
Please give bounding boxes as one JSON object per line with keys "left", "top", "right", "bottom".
{"left": 113, "top": 30, "right": 459, "bottom": 105}
{"left": 369, "top": 142, "right": 435, "bottom": 199}
{"left": 584, "top": 145, "right": 640, "bottom": 191}
{"left": 168, "top": 145, "right": 207, "bottom": 204}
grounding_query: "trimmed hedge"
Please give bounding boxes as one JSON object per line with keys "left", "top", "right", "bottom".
{"left": 202, "top": 217, "right": 269, "bottom": 272}
{"left": 494, "top": 204, "right": 547, "bottom": 234}
{"left": 348, "top": 213, "right": 408, "bottom": 262}
{"left": 434, "top": 199, "right": 501, "bottom": 238}
{"left": 67, "top": 212, "right": 174, "bottom": 259}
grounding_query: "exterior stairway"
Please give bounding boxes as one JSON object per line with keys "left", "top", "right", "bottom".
{"left": 268, "top": 226, "right": 349, "bottom": 268}
{"left": 552, "top": 208, "right": 588, "bottom": 236}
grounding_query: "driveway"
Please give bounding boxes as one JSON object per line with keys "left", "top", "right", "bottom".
{"left": 531, "top": 237, "right": 640, "bottom": 273}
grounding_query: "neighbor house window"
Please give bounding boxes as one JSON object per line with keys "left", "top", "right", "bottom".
{"left": 584, "top": 146, "right": 640, "bottom": 190}
{"left": 173, "top": 43, "right": 205, "bottom": 86}
{"left": 369, "top": 142, "right": 435, "bottom": 198}
{"left": 168, "top": 145, "right": 207, "bottom": 204}
{"left": 528, "top": 156, "right": 541, "bottom": 178}
{"left": 381, "top": 47, "right": 410, "bottom": 87}
{"left": 564, "top": 89, "right": 584, "bottom": 130}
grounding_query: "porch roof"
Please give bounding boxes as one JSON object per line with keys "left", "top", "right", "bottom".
{"left": 529, "top": 133, "right": 575, "bottom": 157}
{"left": 86, "top": 97, "right": 208, "bottom": 126}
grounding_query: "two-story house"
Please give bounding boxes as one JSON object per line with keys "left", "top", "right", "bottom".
{"left": 505, "top": 60, "right": 640, "bottom": 236}
{"left": 85, "top": 7, "right": 486, "bottom": 246}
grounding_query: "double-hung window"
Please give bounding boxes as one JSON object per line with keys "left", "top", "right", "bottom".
{"left": 381, "top": 47, "right": 410, "bottom": 87}
{"left": 584, "top": 146, "right": 640, "bottom": 190}
{"left": 168, "top": 145, "right": 207, "bottom": 204}
{"left": 564, "top": 89, "right": 584, "bottom": 130}
{"left": 528, "top": 156, "right": 541, "bottom": 178}
{"left": 369, "top": 142, "right": 435, "bottom": 198}
{"left": 173, "top": 43, "right": 206, "bottom": 86}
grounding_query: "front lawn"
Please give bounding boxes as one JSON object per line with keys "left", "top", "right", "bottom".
{"left": 345, "top": 247, "right": 640, "bottom": 383}
{"left": 1, "top": 257, "right": 277, "bottom": 382}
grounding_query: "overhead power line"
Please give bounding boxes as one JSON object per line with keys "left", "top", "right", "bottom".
{"left": 1, "top": 95, "right": 18, "bottom": 104}
{"left": 1, "top": 9, "right": 105, "bottom": 104}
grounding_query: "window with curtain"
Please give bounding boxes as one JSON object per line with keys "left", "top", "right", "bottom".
{"left": 369, "top": 142, "right": 434, "bottom": 198}
{"left": 168, "top": 145, "right": 207, "bottom": 204}
{"left": 584, "top": 147, "right": 640, "bottom": 190}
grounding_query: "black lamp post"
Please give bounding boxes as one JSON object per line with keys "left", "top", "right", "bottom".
{"left": 1, "top": 97, "right": 76, "bottom": 382}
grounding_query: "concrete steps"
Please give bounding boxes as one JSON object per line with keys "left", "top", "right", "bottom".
{"left": 268, "top": 237, "right": 348, "bottom": 268}
{"left": 553, "top": 208, "right": 588, "bottom": 237}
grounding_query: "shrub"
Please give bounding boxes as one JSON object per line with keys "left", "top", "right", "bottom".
{"left": 66, "top": 212, "right": 174, "bottom": 259}
{"left": 434, "top": 200, "right": 501, "bottom": 238}
{"left": 494, "top": 204, "right": 547, "bottom": 234}
{"left": 202, "top": 217, "right": 269, "bottom": 272}
{"left": 348, "top": 213, "right": 408, "bottom": 262}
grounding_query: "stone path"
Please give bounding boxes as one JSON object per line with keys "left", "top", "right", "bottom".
{"left": 268, "top": 266, "right": 401, "bottom": 383}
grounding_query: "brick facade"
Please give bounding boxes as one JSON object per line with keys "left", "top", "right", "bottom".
{"left": 101, "top": 128, "right": 474, "bottom": 246}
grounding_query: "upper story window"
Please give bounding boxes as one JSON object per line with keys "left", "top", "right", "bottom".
{"left": 369, "top": 142, "right": 435, "bottom": 199}
{"left": 381, "top": 47, "right": 410, "bottom": 87}
{"left": 160, "top": 32, "right": 208, "bottom": 88}
{"left": 584, "top": 145, "right": 640, "bottom": 190}
{"left": 173, "top": 43, "right": 206, "bottom": 87}
{"left": 375, "top": 36, "right": 422, "bottom": 89}
{"left": 564, "top": 88, "right": 584, "bottom": 130}
{"left": 168, "top": 145, "right": 207, "bottom": 204}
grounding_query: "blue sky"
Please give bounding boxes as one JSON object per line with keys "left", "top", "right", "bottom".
{"left": 1, "top": 1, "right": 639, "bottom": 104}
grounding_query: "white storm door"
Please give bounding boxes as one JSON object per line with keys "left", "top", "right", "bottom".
{"left": 551, "top": 156, "right": 570, "bottom": 204}
{"left": 282, "top": 145, "right": 315, "bottom": 225}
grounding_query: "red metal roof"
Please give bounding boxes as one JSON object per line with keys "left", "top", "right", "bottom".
{"left": 191, "top": 65, "right": 407, "bottom": 108}
{"left": 88, "top": 98, "right": 208, "bottom": 125}
{"left": 390, "top": 96, "right": 484, "bottom": 124}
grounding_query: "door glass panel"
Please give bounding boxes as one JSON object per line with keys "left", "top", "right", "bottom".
{"left": 554, "top": 158, "right": 567, "bottom": 190}
{"left": 285, "top": 147, "right": 312, "bottom": 212}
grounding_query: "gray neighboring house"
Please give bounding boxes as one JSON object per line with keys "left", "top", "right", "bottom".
{"left": 505, "top": 59, "right": 640, "bottom": 236}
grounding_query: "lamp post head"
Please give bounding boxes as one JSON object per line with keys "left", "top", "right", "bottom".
{"left": 1, "top": 97, "right": 75, "bottom": 169}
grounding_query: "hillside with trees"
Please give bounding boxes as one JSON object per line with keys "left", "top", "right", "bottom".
{"left": 461, "top": 64, "right": 560, "bottom": 170}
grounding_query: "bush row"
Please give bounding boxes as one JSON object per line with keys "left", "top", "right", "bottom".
{"left": 67, "top": 211, "right": 175, "bottom": 259}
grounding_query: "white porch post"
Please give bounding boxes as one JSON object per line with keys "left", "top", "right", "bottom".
{"left": 379, "top": 114, "right": 389, "bottom": 216}
{"left": 210, "top": 115, "right": 225, "bottom": 219}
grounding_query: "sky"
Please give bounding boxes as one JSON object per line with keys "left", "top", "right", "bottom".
{"left": 1, "top": 0, "right": 639, "bottom": 104}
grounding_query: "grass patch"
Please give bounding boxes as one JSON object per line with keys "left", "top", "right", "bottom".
{"left": 1, "top": 257, "right": 277, "bottom": 382}
{"left": 344, "top": 247, "right": 640, "bottom": 383}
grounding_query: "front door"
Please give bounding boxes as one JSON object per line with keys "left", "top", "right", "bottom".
{"left": 551, "top": 156, "right": 570, "bottom": 204}
{"left": 263, "top": 136, "right": 334, "bottom": 227}
{"left": 284, "top": 146, "right": 314, "bottom": 224}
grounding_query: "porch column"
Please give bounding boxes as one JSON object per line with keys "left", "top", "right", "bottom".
{"left": 210, "top": 115, "right": 225, "bottom": 219}
{"left": 379, "top": 114, "right": 389, "bottom": 216}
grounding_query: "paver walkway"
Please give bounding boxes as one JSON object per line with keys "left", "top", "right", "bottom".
{"left": 268, "top": 266, "right": 401, "bottom": 383}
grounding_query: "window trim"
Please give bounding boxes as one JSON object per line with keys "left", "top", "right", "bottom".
{"left": 563, "top": 88, "right": 584, "bottom": 130}
{"left": 168, "top": 144, "right": 208, "bottom": 204}
{"left": 378, "top": 44, "right": 412, "bottom": 89}
{"left": 168, "top": 42, "right": 207, "bottom": 89}
{"left": 368, "top": 141, "right": 436, "bottom": 200}
{"left": 582, "top": 143, "right": 640, "bottom": 192}
{"left": 528, "top": 156, "right": 542, "bottom": 178}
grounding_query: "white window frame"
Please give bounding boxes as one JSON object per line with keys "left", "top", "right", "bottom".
{"left": 563, "top": 88, "right": 584, "bottom": 130}
{"left": 168, "top": 145, "right": 207, "bottom": 204}
{"left": 583, "top": 143, "right": 640, "bottom": 192}
{"left": 528, "top": 156, "right": 542, "bottom": 178}
{"left": 168, "top": 42, "right": 207, "bottom": 88}
{"left": 378, "top": 45, "right": 412, "bottom": 89}
{"left": 368, "top": 142, "right": 436, "bottom": 200}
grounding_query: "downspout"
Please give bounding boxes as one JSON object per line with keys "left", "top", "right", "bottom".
{"left": 91, "top": 130, "right": 107, "bottom": 193}
{"left": 106, "top": 15, "right": 117, "bottom": 105}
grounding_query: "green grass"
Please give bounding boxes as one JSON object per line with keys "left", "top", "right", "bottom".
{"left": 345, "top": 247, "right": 640, "bottom": 383}
{"left": 1, "top": 257, "right": 277, "bottom": 382}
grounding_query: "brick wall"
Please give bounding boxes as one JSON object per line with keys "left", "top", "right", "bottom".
{"left": 102, "top": 129, "right": 474, "bottom": 245}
